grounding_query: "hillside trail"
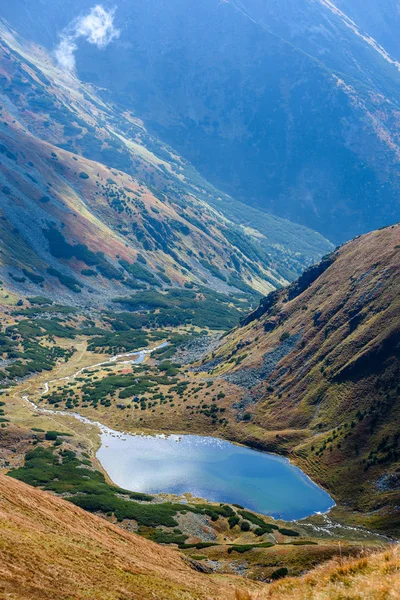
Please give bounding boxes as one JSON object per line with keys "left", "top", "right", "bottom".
{"left": 20, "top": 341, "right": 168, "bottom": 437}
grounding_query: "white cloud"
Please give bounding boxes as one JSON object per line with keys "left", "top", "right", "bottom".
{"left": 55, "top": 36, "right": 78, "bottom": 71}
{"left": 55, "top": 5, "right": 120, "bottom": 71}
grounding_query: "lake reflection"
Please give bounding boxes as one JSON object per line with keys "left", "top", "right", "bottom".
{"left": 97, "top": 431, "right": 335, "bottom": 520}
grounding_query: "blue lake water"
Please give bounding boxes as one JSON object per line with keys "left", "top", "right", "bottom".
{"left": 25, "top": 342, "right": 334, "bottom": 521}
{"left": 97, "top": 431, "right": 335, "bottom": 521}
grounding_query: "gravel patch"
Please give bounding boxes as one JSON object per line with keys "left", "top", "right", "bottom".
{"left": 192, "top": 356, "right": 224, "bottom": 373}
{"left": 376, "top": 473, "right": 400, "bottom": 492}
{"left": 205, "top": 560, "right": 224, "bottom": 573}
{"left": 225, "top": 333, "right": 302, "bottom": 389}
{"left": 232, "top": 391, "right": 262, "bottom": 420}
{"left": 223, "top": 333, "right": 302, "bottom": 420}
{"left": 174, "top": 334, "right": 222, "bottom": 366}
{"left": 229, "top": 561, "right": 249, "bottom": 576}
{"left": 175, "top": 511, "right": 217, "bottom": 542}
{"left": 118, "top": 519, "right": 139, "bottom": 533}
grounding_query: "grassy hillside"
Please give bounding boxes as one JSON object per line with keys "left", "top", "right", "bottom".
{"left": 266, "top": 545, "right": 400, "bottom": 600}
{"left": 201, "top": 224, "right": 399, "bottom": 533}
{"left": 0, "top": 473, "right": 263, "bottom": 600}
{"left": 0, "top": 473, "right": 398, "bottom": 599}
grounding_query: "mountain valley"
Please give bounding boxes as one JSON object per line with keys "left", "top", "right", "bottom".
{"left": 3, "top": 0, "right": 400, "bottom": 241}
{"left": 0, "top": 224, "right": 397, "bottom": 592}
{"left": 0, "top": 3, "right": 399, "bottom": 598}
{"left": 0, "top": 20, "right": 330, "bottom": 311}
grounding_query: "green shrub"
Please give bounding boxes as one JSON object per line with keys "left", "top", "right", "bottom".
{"left": 278, "top": 528, "right": 299, "bottom": 537}
{"left": 148, "top": 530, "right": 188, "bottom": 546}
{"left": 228, "top": 515, "right": 240, "bottom": 528}
{"left": 238, "top": 510, "right": 278, "bottom": 532}
{"left": 28, "top": 296, "right": 52, "bottom": 305}
{"left": 180, "top": 542, "right": 217, "bottom": 550}
{"left": 269, "top": 567, "right": 288, "bottom": 580}
{"left": 228, "top": 542, "right": 274, "bottom": 554}
{"left": 47, "top": 267, "right": 82, "bottom": 293}
{"left": 240, "top": 520, "right": 251, "bottom": 532}
{"left": 23, "top": 270, "right": 44, "bottom": 285}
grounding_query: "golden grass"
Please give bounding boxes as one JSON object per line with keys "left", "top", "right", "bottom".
{"left": 0, "top": 475, "right": 263, "bottom": 600}
{"left": 0, "top": 461, "right": 398, "bottom": 600}
{"left": 266, "top": 546, "right": 400, "bottom": 599}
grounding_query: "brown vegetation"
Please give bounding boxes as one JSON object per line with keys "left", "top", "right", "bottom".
{"left": 266, "top": 545, "right": 400, "bottom": 599}
{"left": 1, "top": 474, "right": 398, "bottom": 599}
{"left": 0, "top": 474, "right": 262, "bottom": 600}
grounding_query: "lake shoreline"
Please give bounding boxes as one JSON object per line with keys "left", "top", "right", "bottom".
{"left": 23, "top": 383, "right": 396, "bottom": 541}
{"left": 24, "top": 383, "right": 335, "bottom": 522}
{"left": 18, "top": 341, "right": 387, "bottom": 534}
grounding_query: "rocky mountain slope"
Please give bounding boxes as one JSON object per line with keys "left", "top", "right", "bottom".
{"left": 192, "top": 224, "right": 400, "bottom": 533}
{"left": 334, "top": 0, "right": 400, "bottom": 62}
{"left": 2, "top": 1, "right": 400, "bottom": 241}
{"left": 0, "top": 20, "right": 331, "bottom": 308}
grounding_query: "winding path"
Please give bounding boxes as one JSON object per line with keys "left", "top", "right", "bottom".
{"left": 22, "top": 342, "right": 168, "bottom": 434}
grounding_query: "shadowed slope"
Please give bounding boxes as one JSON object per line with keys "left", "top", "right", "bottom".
{"left": 3, "top": 0, "right": 400, "bottom": 241}
{"left": 0, "top": 19, "right": 332, "bottom": 307}
{"left": 205, "top": 224, "right": 400, "bottom": 532}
